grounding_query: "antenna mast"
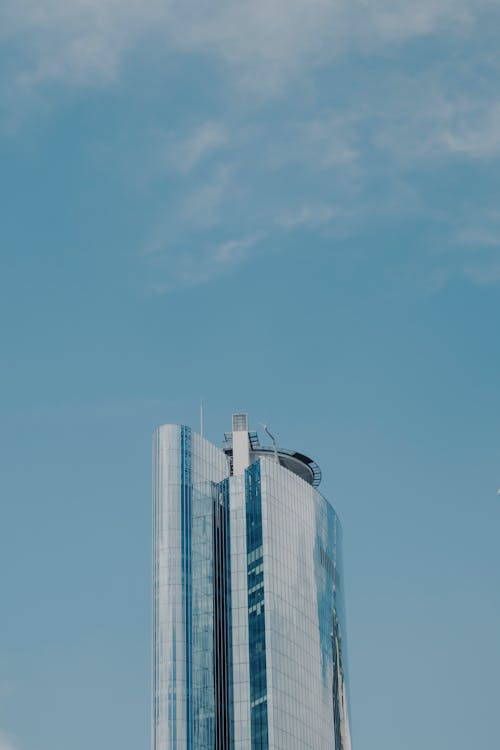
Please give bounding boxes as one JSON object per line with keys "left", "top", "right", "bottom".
{"left": 260, "top": 422, "right": 280, "bottom": 465}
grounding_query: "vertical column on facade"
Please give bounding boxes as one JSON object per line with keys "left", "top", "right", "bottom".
{"left": 331, "top": 514, "right": 352, "bottom": 750}
{"left": 180, "top": 426, "right": 193, "bottom": 748}
{"left": 191, "top": 480, "right": 216, "bottom": 749}
{"left": 152, "top": 429, "right": 159, "bottom": 750}
{"left": 153, "top": 425, "right": 190, "bottom": 750}
{"left": 229, "top": 475, "right": 251, "bottom": 749}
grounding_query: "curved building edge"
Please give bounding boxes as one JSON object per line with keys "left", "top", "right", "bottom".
{"left": 152, "top": 415, "right": 352, "bottom": 750}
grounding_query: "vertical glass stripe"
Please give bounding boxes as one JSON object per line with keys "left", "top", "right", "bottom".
{"left": 152, "top": 430, "right": 158, "bottom": 750}
{"left": 213, "top": 479, "right": 233, "bottom": 749}
{"left": 181, "top": 426, "right": 192, "bottom": 748}
{"left": 245, "top": 462, "right": 269, "bottom": 750}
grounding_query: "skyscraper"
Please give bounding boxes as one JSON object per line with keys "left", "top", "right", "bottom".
{"left": 152, "top": 414, "right": 352, "bottom": 750}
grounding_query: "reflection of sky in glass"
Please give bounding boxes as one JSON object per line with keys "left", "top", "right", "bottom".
{"left": 153, "top": 429, "right": 352, "bottom": 749}
{"left": 260, "top": 458, "right": 352, "bottom": 748}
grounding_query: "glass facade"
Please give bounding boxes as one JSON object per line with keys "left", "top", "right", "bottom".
{"left": 152, "top": 418, "right": 352, "bottom": 750}
{"left": 245, "top": 462, "right": 268, "bottom": 749}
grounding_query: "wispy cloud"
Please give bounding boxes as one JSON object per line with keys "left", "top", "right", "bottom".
{"left": 143, "top": 162, "right": 237, "bottom": 260}
{"left": 277, "top": 204, "right": 340, "bottom": 229}
{"left": 463, "top": 261, "right": 500, "bottom": 285}
{"left": 456, "top": 229, "right": 500, "bottom": 249}
{"left": 177, "top": 164, "right": 236, "bottom": 229}
{"left": 302, "top": 116, "right": 360, "bottom": 169}
{"left": 3, "top": 1, "right": 500, "bottom": 291}
{"left": 214, "top": 236, "right": 260, "bottom": 265}
{"left": 454, "top": 209, "right": 500, "bottom": 249}
{"left": 1, "top": 0, "right": 168, "bottom": 88}
{"left": 167, "top": 121, "right": 229, "bottom": 175}
{"left": 1, "top": 0, "right": 495, "bottom": 94}
{"left": 423, "top": 207, "right": 500, "bottom": 288}
{"left": 0, "top": 731, "right": 19, "bottom": 750}
{"left": 442, "top": 103, "right": 500, "bottom": 158}
{"left": 366, "top": 65, "right": 500, "bottom": 163}
{"left": 146, "top": 235, "right": 262, "bottom": 291}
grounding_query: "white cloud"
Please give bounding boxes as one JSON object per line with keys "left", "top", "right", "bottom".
{"left": 168, "top": 122, "right": 229, "bottom": 174}
{"left": 4, "top": 0, "right": 500, "bottom": 290}
{"left": 1, "top": 0, "right": 167, "bottom": 87}
{"left": 174, "top": 0, "right": 478, "bottom": 94}
{"left": 146, "top": 235, "right": 262, "bottom": 290}
{"left": 348, "top": 63, "right": 500, "bottom": 165}
{"left": 453, "top": 208, "right": 500, "bottom": 249}
{"left": 441, "top": 103, "right": 500, "bottom": 158}
{"left": 0, "top": 731, "right": 19, "bottom": 750}
{"left": 178, "top": 164, "right": 236, "bottom": 228}
{"left": 456, "top": 229, "right": 500, "bottom": 249}
{"left": 302, "top": 116, "right": 360, "bottom": 169}
{"left": 214, "top": 236, "right": 260, "bottom": 265}
{"left": 0, "top": 0, "right": 494, "bottom": 93}
{"left": 277, "top": 204, "right": 339, "bottom": 229}
{"left": 463, "top": 261, "right": 500, "bottom": 285}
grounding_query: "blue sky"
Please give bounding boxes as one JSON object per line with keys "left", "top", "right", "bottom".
{"left": 1, "top": 2, "right": 499, "bottom": 749}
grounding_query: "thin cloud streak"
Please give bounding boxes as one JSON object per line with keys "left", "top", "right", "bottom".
{"left": 168, "top": 122, "right": 229, "bottom": 175}
{"left": 178, "top": 164, "right": 237, "bottom": 229}
{"left": 463, "top": 261, "right": 500, "bottom": 285}
{"left": 146, "top": 235, "right": 263, "bottom": 291}
{"left": 277, "top": 204, "right": 340, "bottom": 229}
{"left": 442, "top": 103, "right": 500, "bottom": 158}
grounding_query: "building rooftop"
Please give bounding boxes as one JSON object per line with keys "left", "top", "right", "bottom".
{"left": 222, "top": 419, "right": 322, "bottom": 488}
